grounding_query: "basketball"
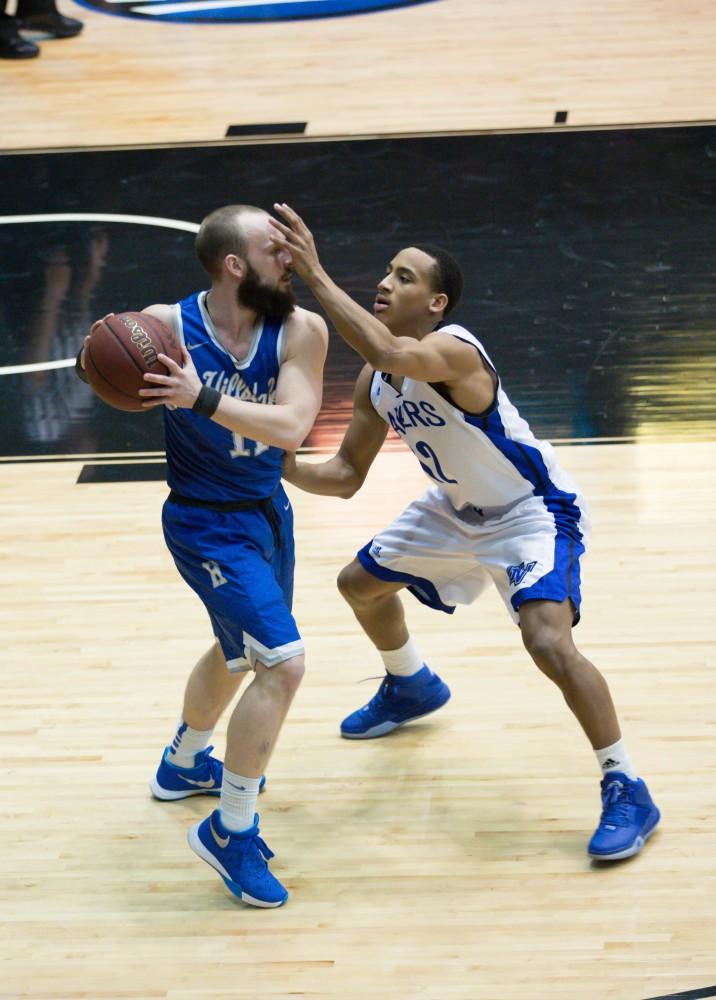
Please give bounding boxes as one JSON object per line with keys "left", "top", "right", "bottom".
{"left": 84, "top": 312, "right": 182, "bottom": 412}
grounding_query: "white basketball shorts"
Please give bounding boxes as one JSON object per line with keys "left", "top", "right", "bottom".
{"left": 356, "top": 485, "right": 592, "bottom": 625}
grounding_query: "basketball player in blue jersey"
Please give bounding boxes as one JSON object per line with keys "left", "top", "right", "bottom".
{"left": 268, "top": 204, "right": 660, "bottom": 863}
{"left": 79, "top": 205, "right": 328, "bottom": 906}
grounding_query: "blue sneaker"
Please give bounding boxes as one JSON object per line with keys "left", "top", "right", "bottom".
{"left": 149, "top": 746, "right": 266, "bottom": 801}
{"left": 340, "top": 666, "right": 451, "bottom": 739}
{"left": 588, "top": 772, "right": 661, "bottom": 861}
{"left": 188, "top": 810, "right": 288, "bottom": 908}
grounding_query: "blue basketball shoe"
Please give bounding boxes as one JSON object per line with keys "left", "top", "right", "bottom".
{"left": 188, "top": 810, "right": 288, "bottom": 908}
{"left": 588, "top": 772, "right": 661, "bottom": 861}
{"left": 340, "top": 666, "right": 451, "bottom": 739}
{"left": 150, "top": 746, "right": 265, "bottom": 801}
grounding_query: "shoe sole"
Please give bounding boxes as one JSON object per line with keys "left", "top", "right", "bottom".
{"left": 187, "top": 823, "right": 287, "bottom": 908}
{"left": 340, "top": 690, "right": 451, "bottom": 740}
{"left": 588, "top": 809, "right": 661, "bottom": 861}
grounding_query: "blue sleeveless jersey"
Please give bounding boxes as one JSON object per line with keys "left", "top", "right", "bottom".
{"left": 163, "top": 291, "right": 286, "bottom": 502}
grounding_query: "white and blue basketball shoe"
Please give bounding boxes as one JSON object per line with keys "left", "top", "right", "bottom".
{"left": 588, "top": 772, "right": 661, "bottom": 860}
{"left": 188, "top": 810, "right": 288, "bottom": 908}
{"left": 150, "top": 746, "right": 265, "bottom": 801}
{"left": 340, "top": 666, "right": 451, "bottom": 739}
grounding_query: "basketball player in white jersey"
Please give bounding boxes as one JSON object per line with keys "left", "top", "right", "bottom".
{"left": 269, "top": 203, "right": 660, "bottom": 861}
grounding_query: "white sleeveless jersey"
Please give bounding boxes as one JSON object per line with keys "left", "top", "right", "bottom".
{"left": 369, "top": 324, "right": 579, "bottom": 513}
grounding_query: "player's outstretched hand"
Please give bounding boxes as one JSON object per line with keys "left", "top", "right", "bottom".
{"left": 139, "top": 345, "right": 202, "bottom": 409}
{"left": 269, "top": 203, "right": 322, "bottom": 282}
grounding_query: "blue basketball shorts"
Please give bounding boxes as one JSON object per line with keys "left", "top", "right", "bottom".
{"left": 162, "top": 485, "right": 303, "bottom": 671}
{"left": 357, "top": 485, "right": 592, "bottom": 626}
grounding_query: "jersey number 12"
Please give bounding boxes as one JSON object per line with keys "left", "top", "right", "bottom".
{"left": 415, "top": 440, "right": 458, "bottom": 484}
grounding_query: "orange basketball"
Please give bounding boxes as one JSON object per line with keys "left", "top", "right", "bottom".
{"left": 84, "top": 312, "right": 181, "bottom": 412}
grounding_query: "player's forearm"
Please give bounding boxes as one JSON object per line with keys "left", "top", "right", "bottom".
{"left": 212, "top": 396, "right": 314, "bottom": 453}
{"left": 285, "top": 455, "right": 361, "bottom": 498}
{"left": 304, "top": 268, "right": 394, "bottom": 368}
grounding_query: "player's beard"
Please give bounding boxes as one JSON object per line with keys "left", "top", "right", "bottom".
{"left": 238, "top": 262, "right": 296, "bottom": 319}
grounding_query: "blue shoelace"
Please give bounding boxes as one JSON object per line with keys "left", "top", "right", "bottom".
{"left": 600, "top": 780, "right": 633, "bottom": 828}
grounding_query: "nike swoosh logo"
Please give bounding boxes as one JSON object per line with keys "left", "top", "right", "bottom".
{"left": 178, "top": 775, "right": 216, "bottom": 788}
{"left": 210, "top": 816, "right": 230, "bottom": 849}
{"left": 283, "top": 500, "right": 290, "bottom": 510}
{"left": 186, "top": 341, "right": 208, "bottom": 351}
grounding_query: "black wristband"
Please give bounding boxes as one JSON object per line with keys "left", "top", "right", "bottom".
{"left": 192, "top": 385, "right": 222, "bottom": 417}
{"left": 75, "top": 346, "right": 89, "bottom": 384}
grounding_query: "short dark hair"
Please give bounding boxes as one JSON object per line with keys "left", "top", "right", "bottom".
{"left": 195, "top": 205, "right": 263, "bottom": 279}
{"left": 413, "top": 244, "right": 464, "bottom": 318}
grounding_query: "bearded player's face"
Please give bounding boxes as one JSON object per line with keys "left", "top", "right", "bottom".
{"left": 237, "top": 261, "right": 296, "bottom": 319}
{"left": 237, "top": 217, "right": 296, "bottom": 319}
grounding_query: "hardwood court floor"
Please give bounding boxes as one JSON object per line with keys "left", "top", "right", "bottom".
{"left": 1, "top": 442, "right": 714, "bottom": 999}
{"left": 3, "top": 0, "right": 716, "bottom": 149}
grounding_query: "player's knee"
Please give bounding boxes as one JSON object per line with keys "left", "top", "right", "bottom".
{"left": 522, "top": 627, "right": 574, "bottom": 681}
{"left": 270, "top": 654, "right": 305, "bottom": 697}
{"left": 337, "top": 561, "right": 369, "bottom": 607}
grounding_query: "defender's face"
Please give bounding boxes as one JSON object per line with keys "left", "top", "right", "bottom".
{"left": 373, "top": 247, "right": 440, "bottom": 330}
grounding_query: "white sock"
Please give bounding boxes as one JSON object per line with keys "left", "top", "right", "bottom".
{"left": 167, "top": 717, "right": 213, "bottom": 769}
{"left": 379, "top": 636, "right": 425, "bottom": 678}
{"left": 220, "top": 768, "right": 262, "bottom": 833}
{"left": 595, "top": 738, "right": 637, "bottom": 780}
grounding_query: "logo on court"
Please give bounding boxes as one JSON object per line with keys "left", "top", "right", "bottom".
{"left": 75, "top": 0, "right": 440, "bottom": 25}
{"left": 202, "top": 560, "right": 228, "bottom": 588}
{"left": 506, "top": 560, "right": 537, "bottom": 586}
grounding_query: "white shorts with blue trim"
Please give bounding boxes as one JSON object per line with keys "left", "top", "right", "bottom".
{"left": 357, "top": 485, "right": 592, "bottom": 625}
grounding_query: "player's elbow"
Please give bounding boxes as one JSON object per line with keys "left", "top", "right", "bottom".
{"left": 280, "top": 430, "right": 309, "bottom": 452}
{"left": 282, "top": 421, "right": 314, "bottom": 453}
{"left": 336, "top": 481, "right": 357, "bottom": 499}
{"left": 271, "top": 410, "right": 312, "bottom": 452}
{"left": 336, "top": 465, "right": 364, "bottom": 498}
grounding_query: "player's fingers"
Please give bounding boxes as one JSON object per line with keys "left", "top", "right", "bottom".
{"left": 157, "top": 352, "right": 181, "bottom": 372}
{"left": 268, "top": 228, "right": 297, "bottom": 251}
{"left": 279, "top": 203, "right": 310, "bottom": 234}
{"left": 268, "top": 216, "right": 293, "bottom": 237}
{"left": 273, "top": 203, "right": 304, "bottom": 229}
{"left": 141, "top": 373, "right": 172, "bottom": 385}
{"left": 179, "top": 346, "right": 193, "bottom": 367}
{"left": 138, "top": 387, "right": 172, "bottom": 398}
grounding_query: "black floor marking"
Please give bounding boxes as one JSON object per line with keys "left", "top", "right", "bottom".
{"left": 643, "top": 986, "right": 716, "bottom": 1000}
{"left": 77, "top": 462, "right": 167, "bottom": 483}
{"left": 554, "top": 110, "right": 568, "bottom": 123}
{"left": 225, "top": 122, "right": 307, "bottom": 136}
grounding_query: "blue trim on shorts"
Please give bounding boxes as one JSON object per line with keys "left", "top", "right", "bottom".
{"left": 508, "top": 493, "right": 584, "bottom": 625}
{"left": 357, "top": 542, "right": 456, "bottom": 615}
{"left": 465, "top": 408, "right": 585, "bottom": 624}
{"left": 510, "top": 492, "right": 585, "bottom": 624}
